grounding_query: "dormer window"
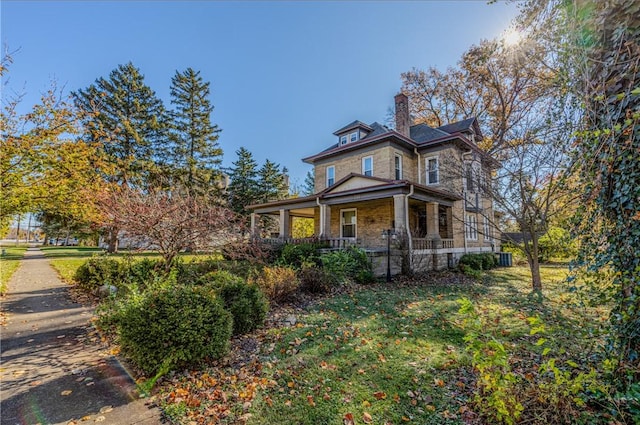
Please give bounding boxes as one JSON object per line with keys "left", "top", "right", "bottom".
{"left": 340, "top": 135, "right": 347, "bottom": 145}
{"left": 350, "top": 132, "right": 359, "bottom": 142}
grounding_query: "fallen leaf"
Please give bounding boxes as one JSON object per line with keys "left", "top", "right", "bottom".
{"left": 307, "top": 395, "right": 316, "bottom": 407}
{"left": 343, "top": 413, "right": 355, "bottom": 425}
{"left": 80, "top": 416, "right": 91, "bottom": 421}
{"left": 373, "top": 391, "right": 387, "bottom": 400}
{"left": 363, "top": 412, "right": 373, "bottom": 423}
{"left": 61, "top": 390, "right": 73, "bottom": 396}
{"left": 94, "top": 416, "right": 105, "bottom": 422}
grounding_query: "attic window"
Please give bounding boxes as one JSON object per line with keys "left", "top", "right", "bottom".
{"left": 350, "top": 132, "right": 359, "bottom": 142}
{"left": 340, "top": 135, "right": 347, "bottom": 145}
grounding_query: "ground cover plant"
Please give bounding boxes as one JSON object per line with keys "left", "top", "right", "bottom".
{"left": 157, "top": 265, "right": 615, "bottom": 425}
{"left": 0, "top": 245, "right": 27, "bottom": 294}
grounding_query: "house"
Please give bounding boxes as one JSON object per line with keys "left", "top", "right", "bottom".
{"left": 247, "top": 93, "right": 499, "bottom": 274}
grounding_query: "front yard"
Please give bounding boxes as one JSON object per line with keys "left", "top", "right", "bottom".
{"left": 156, "top": 266, "right": 609, "bottom": 425}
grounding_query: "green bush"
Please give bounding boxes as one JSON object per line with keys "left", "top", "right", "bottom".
{"left": 277, "top": 243, "right": 322, "bottom": 269}
{"left": 175, "top": 257, "right": 221, "bottom": 283}
{"left": 74, "top": 256, "right": 124, "bottom": 292}
{"left": 459, "top": 253, "right": 497, "bottom": 272}
{"left": 116, "top": 285, "right": 232, "bottom": 375}
{"left": 355, "top": 269, "right": 376, "bottom": 284}
{"left": 298, "top": 266, "right": 337, "bottom": 294}
{"left": 198, "top": 269, "right": 244, "bottom": 288}
{"left": 217, "top": 281, "right": 268, "bottom": 335}
{"left": 458, "top": 254, "right": 484, "bottom": 271}
{"left": 320, "top": 247, "right": 371, "bottom": 284}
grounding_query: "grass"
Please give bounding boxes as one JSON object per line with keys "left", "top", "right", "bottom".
{"left": 40, "top": 246, "right": 223, "bottom": 282}
{"left": 157, "top": 265, "right": 609, "bottom": 425}
{"left": 0, "top": 245, "right": 28, "bottom": 294}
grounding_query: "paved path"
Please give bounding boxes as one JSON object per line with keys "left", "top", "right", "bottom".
{"left": 1, "top": 248, "right": 161, "bottom": 425}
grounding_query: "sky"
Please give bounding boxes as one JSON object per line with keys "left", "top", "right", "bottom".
{"left": 1, "top": 1, "right": 520, "bottom": 187}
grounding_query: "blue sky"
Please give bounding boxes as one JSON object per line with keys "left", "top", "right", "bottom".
{"left": 1, "top": 1, "right": 519, "bottom": 187}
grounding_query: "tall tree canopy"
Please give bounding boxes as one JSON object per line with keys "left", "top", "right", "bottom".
{"left": 73, "top": 62, "right": 168, "bottom": 188}
{"left": 401, "top": 39, "right": 554, "bottom": 156}
{"left": 226, "top": 147, "right": 259, "bottom": 217}
{"left": 1, "top": 57, "right": 103, "bottom": 230}
{"left": 166, "top": 67, "right": 223, "bottom": 196}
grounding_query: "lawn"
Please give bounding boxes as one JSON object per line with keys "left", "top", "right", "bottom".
{"left": 41, "top": 246, "right": 222, "bottom": 282}
{"left": 0, "top": 245, "right": 28, "bottom": 294}
{"left": 157, "top": 265, "right": 609, "bottom": 425}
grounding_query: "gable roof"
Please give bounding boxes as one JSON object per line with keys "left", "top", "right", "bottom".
{"left": 333, "top": 120, "right": 373, "bottom": 136}
{"left": 409, "top": 124, "right": 450, "bottom": 144}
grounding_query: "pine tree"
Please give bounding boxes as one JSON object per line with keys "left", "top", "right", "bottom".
{"left": 302, "top": 170, "right": 315, "bottom": 195}
{"left": 226, "top": 147, "right": 259, "bottom": 217}
{"left": 167, "top": 68, "right": 223, "bottom": 196}
{"left": 257, "top": 160, "right": 289, "bottom": 203}
{"left": 73, "top": 62, "right": 168, "bottom": 188}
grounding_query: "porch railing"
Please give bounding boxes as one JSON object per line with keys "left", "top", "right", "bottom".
{"left": 260, "top": 236, "right": 358, "bottom": 249}
{"left": 412, "top": 238, "right": 454, "bottom": 250}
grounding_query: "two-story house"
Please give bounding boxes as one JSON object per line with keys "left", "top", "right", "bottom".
{"left": 247, "top": 93, "right": 499, "bottom": 273}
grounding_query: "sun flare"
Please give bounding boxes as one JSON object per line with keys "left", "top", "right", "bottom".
{"left": 503, "top": 28, "right": 522, "bottom": 47}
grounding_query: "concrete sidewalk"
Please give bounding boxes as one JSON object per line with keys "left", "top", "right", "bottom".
{"left": 1, "top": 248, "right": 161, "bottom": 424}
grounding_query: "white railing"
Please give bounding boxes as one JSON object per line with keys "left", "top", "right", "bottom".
{"left": 412, "top": 238, "right": 454, "bottom": 250}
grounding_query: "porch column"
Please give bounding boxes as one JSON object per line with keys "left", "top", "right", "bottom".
{"left": 321, "top": 205, "right": 332, "bottom": 238}
{"left": 393, "top": 195, "right": 406, "bottom": 231}
{"left": 279, "top": 209, "right": 290, "bottom": 238}
{"left": 250, "top": 213, "right": 259, "bottom": 236}
{"left": 426, "top": 202, "right": 440, "bottom": 238}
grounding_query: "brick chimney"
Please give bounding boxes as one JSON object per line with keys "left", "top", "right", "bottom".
{"left": 394, "top": 93, "right": 410, "bottom": 138}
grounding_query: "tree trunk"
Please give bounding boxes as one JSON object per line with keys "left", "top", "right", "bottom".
{"left": 107, "top": 228, "right": 118, "bottom": 253}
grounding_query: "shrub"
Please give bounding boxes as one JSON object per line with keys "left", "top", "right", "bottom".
{"left": 458, "top": 253, "right": 484, "bottom": 271}
{"left": 198, "top": 269, "right": 244, "bottom": 288}
{"left": 320, "top": 247, "right": 372, "bottom": 284}
{"left": 480, "top": 253, "right": 498, "bottom": 270}
{"left": 116, "top": 285, "right": 232, "bottom": 375}
{"left": 217, "top": 281, "right": 268, "bottom": 335}
{"left": 74, "top": 256, "right": 124, "bottom": 292}
{"left": 253, "top": 266, "right": 299, "bottom": 302}
{"left": 175, "top": 257, "right": 220, "bottom": 283}
{"left": 355, "top": 269, "right": 376, "bottom": 284}
{"left": 298, "top": 266, "right": 337, "bottom": 294}
{"left": 278, "top": 243, "right": 322, "bottom": 269}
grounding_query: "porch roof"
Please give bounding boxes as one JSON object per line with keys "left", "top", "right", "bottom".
{"left": 246, "top": 174, "right": 462, "bottom": 214}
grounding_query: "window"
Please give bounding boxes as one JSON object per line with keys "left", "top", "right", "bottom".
{"left": 394, "top": 154, "right": 403, "bottom": 180}
{"left": 465, "top": 215, "right": 478, "bottom": 240}
{"left": 326, "top": 166, "right": 335, "bottom": 187}
{"left": 341, "top": 209, "right": 357, "bottom": 238}
{"left": 483, "top": 216, "right": 491, "bottom": 242}
{"left": 362, "top": 156, "right": 373, "bottom": 176}
{"left": 340, "top": 135, "right": 347, "bottom": 145}
{"left": 426, "top": 157, "right": 439, "bottom": 184}
{"left": 350, "top": 132, "right": 359, "bottom": 142}
{"left": 466, "top": 162, "right": 481, "bottom": 192}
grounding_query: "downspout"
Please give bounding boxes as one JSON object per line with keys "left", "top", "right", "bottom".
{"left": 462, "top": 150, "right": 473, "bottom": 255}
{"left": 414, "top": 148, "right": 421, "bottom": 185}
{"left": 405, "top": 184, "right": 414, "bottom": 270}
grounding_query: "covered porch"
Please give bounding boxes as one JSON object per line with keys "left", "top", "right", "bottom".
{"left": 246, "top": 175, "right": 462, "bottom": 271}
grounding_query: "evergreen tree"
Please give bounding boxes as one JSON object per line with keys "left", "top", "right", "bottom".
{"left": 73, "top": 62, "right": 168, "bottom": 188}
{"left": 302, "top": 170, "right": 315, "bottom": 195}
{"left": 167, "top": 68, "right": 223, "bottom": 196}
{"left": 257, "top": 160, "right": 289, "bottom": 203}
{"left": 226, "top": 147, "right": 259, "bottom": 216}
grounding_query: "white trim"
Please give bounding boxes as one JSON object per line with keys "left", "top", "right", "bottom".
{"left": 425, "top": 156, "right": 439, "bottom": 185}
{"left": 340, "top": 135, "right": 347, "bottom": 145}
{"left": 465, "top": 214, "right": 478, "bottom": 241}
{"left": 326, "top": 165, "right": 335, "bottom": 187}
{"left": 340, "top": 208, "right": 357, "bottom": 239}
{"left": 350, "top": 131, "right": 359, "bottom": 143}
{"left": 362, "top": 156, "right": 373, "bottom": 177}
{"left": 394, "top": 153, "right": 403, "bottom": 180}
